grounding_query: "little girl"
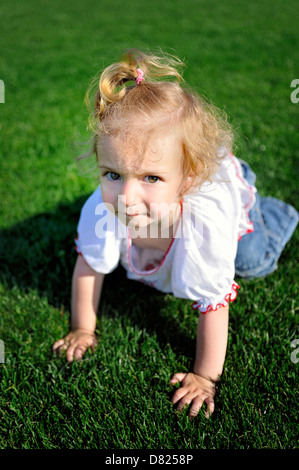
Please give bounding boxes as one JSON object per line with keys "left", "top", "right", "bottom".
{"left": 52, "top": 49, "right": 298, "bottom": 419}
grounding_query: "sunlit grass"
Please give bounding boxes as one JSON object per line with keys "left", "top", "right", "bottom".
{"left": 0, "top": 0, "right": 298, "bottom": 449}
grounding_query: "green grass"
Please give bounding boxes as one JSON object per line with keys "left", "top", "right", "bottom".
{"left": 0, "top": 0, "right": 298, "bottom": 449}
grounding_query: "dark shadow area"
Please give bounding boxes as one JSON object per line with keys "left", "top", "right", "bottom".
{"left": 0, "top": 195, "right": 195, "bottom": 359}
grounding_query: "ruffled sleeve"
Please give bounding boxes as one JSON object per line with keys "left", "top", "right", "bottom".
{"left": 75, "top": 185, "right": 124, "bottom": 274}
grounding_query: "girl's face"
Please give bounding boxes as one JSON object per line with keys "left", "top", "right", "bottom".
{"left": 98, "top": 132, "right": 190, "bottom": 233}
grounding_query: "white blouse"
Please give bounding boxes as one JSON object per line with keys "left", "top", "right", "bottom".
{"left": 75, "top": 153, "right": 256, "bottom": 313}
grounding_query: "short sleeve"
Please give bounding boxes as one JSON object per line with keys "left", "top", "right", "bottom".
{"left": 75, "top": 185, "right": 123, "bottom": 274}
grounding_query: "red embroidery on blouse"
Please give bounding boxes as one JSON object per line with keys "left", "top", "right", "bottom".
{"left": 192, "top": 282, "right": 240, "bottom": 314}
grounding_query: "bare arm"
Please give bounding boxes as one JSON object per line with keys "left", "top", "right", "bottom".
{"left": 71, "top": 254, "right": 105, "bottom": 332}
{"left": 52, "top": 255, "right": 105, "bottom": 361}
{"left": 193, "top": 305, "right": 229, "bottom": 380}
{"left": 171, "top": 305, "right": 229, "bottom": 419}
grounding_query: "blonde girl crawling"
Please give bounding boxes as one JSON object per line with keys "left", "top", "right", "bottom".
{"left": 53, "top": 49, "right": 298, "bottom": 419}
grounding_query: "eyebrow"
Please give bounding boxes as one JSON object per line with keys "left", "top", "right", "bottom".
{"left": 99, "top": 165, "right": 118, "bottom": 172}
{"left": 99, "top": 165, "right": 169, "bottom": 176}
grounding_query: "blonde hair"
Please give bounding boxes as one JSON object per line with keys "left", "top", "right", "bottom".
{"left": 85, "top": 48, "right": 234, "bottom": 187}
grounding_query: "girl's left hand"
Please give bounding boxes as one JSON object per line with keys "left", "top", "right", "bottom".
{"left": 170, "top": 372, "right": 216, "bottom": 419}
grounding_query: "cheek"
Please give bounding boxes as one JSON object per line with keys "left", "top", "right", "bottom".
{"left": 146, "top": 187, "right": 182, "bottom": 220}
{"left": 160, "top": 183, "right": 183, "bottom": 203}
{"left": 147, "top": 185, "right": 180, "bottom": 211}
{"left": 100, "top": 184, "right": 117, "bottom": 207}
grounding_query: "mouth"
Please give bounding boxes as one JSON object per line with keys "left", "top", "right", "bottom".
{"left": 115, "top": 211, "right": 148, "bottom": 218}
{"left": 126, "top": 207, "right": 147, "bottom": 216}
{"left": 126, "top": 212, "right": 145, "bottom": 217}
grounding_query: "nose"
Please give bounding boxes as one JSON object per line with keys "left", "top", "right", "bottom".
{"left": 118, "top": 178, "right": 140, "bottom": 209}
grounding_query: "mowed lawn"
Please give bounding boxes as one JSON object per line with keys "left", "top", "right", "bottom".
{"left": 0, "top": 0, "right": 298, "bottom": 449}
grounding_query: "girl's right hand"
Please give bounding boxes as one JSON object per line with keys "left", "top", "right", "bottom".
{"left": 52, "top": 329, "right": 98, "bottom": 362}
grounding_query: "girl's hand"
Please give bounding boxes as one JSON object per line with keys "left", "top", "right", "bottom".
{"left": 52, "top": 329, "right": 98, "bottom": 362}
{"left": 170, "top": 372, "right": 216, "bottom": 419}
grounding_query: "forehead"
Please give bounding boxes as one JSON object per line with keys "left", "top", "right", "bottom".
{"left": 98, "top": 131, "right": 182, "bottom": 172}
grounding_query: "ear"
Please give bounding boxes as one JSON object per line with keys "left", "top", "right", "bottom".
{"left": 181, "top": 174, "right": 195, "bottom": 196}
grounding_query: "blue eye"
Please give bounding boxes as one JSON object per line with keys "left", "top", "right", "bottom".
{"left": 145, "top": 175, "right": 160, "bottom": 183}
{"left": 106, "top": 172, "right": 121, "bottom": 181}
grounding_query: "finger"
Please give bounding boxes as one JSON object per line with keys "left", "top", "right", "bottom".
{"left": 52, "top": 339, "right": 66, "bottom": 351}
{"left": 171, "top": 382, "right": 190, "bottom": 404}
{"left": 204, "top": 398, "right": 215, "bottom": 419}
{"left": 176, "top": 394, "right": 193, "bottom": 412}
{"left": 188, "top": 396, "right": 204, "bottom": 420}
{"left": 90, "top": 338, "right": 98, "bottom": 351}
{"left": 170, "top": 373, "right": 187, "bottom": 385}
{"left": 53, "top": 343, "right": 68, "bottom": 356}
{"left": 66, "top": 345, "right": 76, "bottom": 362}
{"left": 73, "top": 344, "right": 87, "bottom": 361}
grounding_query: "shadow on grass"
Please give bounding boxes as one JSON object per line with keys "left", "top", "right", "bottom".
{"left": 0, "top": 195, "right": 195, "bottom": 360}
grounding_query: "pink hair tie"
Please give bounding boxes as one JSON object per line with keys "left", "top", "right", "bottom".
{"left": 135, "top": 68, "right": 145, "bottom": 85}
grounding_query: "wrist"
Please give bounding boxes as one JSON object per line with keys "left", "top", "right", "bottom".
{"left": 71, "top": 327, "right": 96, "bottom": 335}
{"left": 193, "top": 364, "right": 222, "bottom": 383}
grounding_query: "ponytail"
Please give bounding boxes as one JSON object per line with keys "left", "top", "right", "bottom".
{"left": 88, "top": 48, "right": 184, "bottom": 122}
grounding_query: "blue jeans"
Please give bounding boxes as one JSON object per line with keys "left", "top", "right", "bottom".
{"left": 235, "top": 161, "right": 298, "bottom": 279}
